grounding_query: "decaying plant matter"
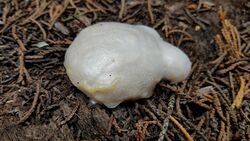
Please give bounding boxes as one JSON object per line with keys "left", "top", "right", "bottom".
{"left": 0, "top": 0, "right": 249, "bottom": 141}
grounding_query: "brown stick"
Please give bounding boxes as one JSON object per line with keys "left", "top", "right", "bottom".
{"left": 30, "top": 18, "right": 47, "bottom": 40}
{"left": 119, "top": 0, "right": 125, "bottom": 19}
{"left": 17, "top": 81, "right": 41, "bottom": 124}
{"left": 49, "top": 0, "right": 70, "bottom": 29}
{"left": 169, "top": 115, "right": 194, "bottom": 141}
{"left": 11, "top": 25, "right": 26, "bottom": 51}
{"left": 147, "top": 0, "right": 155, "bottom": 24}
{"left": 59, "top": 102, "right": 79, "bottom": 126}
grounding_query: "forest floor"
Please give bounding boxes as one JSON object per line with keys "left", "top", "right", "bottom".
{"left": 0, "top": 0, "right": 249, "bottom": 141}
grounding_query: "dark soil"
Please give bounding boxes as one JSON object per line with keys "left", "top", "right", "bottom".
{"left": 0, "top": 0, "right": 249, "bottom": 141}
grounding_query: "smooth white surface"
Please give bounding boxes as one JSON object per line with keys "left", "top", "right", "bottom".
{"left": 64, "top": 22, "right": 191, "bottom": 108}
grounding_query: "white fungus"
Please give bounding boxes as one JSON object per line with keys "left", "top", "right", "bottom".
{"left": 64, "top": 22, "right": 191, "bottom": 108}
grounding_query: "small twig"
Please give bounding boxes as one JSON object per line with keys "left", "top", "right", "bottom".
{"left": 22, "top": 0, "right": 49, "bottom": 25}
{"left": 177, "top": 27, "right": 190, "bottom": 46}
{"left": 46, "top": 38, "right": 72, "bottom": 45}
{"left": 39, "top": 104, "right": 59, "bottom": 115}
{"left": 136, "top": 120, "right": 158, "bottom": 141}
{"left": 30, "top": 18, "right": 47, "bottom": 40}
{"left": 38, "top": 46, "right": 66, "bottom": 56}
{"left": 2, "top": 3, "right": 10, "bottom": 24}
{"left": 184, "top": 8, "right": 206, "bottom": 30}
{"left": 87, "top": 0, "right": 106, "bottom": 14}
{"left": 17, "top": 81, "right": 41, "bottom": 124}
{"left": 146, "top": 100, "right": 164, "bottom": 119}
{"left": 192, "top": 115, "right": 205, "bottom": 137}
{"left": 175, "top": 95, "right": 181, "bottom": 115}
{"left": 153, "top": 17, "right": 166, "bottom": 29}
{"left": 59, "top": 101, "right": 79, "bottom": 126}
{"left": 106, "top": 115, "right": 114, "bottom": 135}
{"left": 205, "top": 80, "right": 231, "bottom": 105}
{"left": 218, "top": 121, "right": 226, "bottom": 141}
{"left": 213, "top": 77, "right": 231, "bottom": 88}
{"left": 147, "top": 0, "right": 155, "bottom": 24}
{"left": 17, "top": 48, "right": 25, "bottom": 84}
{"left": 192, "top": 100, "right": 211, "bottom": 110}
{"left": 122, "top": 6, "right": 142, "bottom": 22}
{"left": 0, "top": 72, "right": 2, "bottom": 94}
{"left": 16, "top": 48, "right": 32, "bottom": 84}
{"left": 226, "top": 112, "right": 231, "bottom": 141}
{"left": 167, "top": 29, "right": 193, "bottom": 39}
{"left": 143, "top": 105, "right": 158, "bottom": 120}
{"left": 216, "top": 7, "right": 242, "bottom": 59}
{"left": 49, "top": 0, "right": 70, "bottom": 29}
{"left": 238, "top": 66, "right": 250, "bottom": 73}
{"left": 177, "top": 113, "right": 207, "bottom": 140}
{"left": 119, "top": 0, "right": 125, "bottom": 19}
{"left": 86, "top": 2, "right": 98, "bottom": 20}
{"left": 112, "top": 117, "right": 128, "bottom": 133}
{"left": 231, "top": 77, "right": 246, "bottom": 109}
{"left": 1, "top": 10, "right": 24, "bottom": 33}
{"left": 229, "top": 72, "right": 236, "bottom": 99}
{"left": 68, "top": 0, "right": 81, "bottom": 14}
{"left": 212, "top": 90, "right": 226, "bottom": 121}
{"left": 158, "top": 94, "right": 175, "bottom": 141}
{"left": 169, "top": 115, "right": 194, "bottom": 141}
{"left": 215, "top": 88, "right": 238, "bottom": 126}
{"left": 209, "top": 52, "right": 227, "bottom": 74}
{"left": 240, "top": 109, "right": 250, "bottom": 124}
{"left": 11, "top": 25, "right": 26, "bottom": 51}
{"left": 25, "top": 55, "right": 44, "bottom": 60}
{"left": 217, "top": 61, "right": 248, "bottom": 74}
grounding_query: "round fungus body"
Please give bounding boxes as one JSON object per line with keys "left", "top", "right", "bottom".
{"left": 64, "top": 22, "right": 191, "bottom": 108}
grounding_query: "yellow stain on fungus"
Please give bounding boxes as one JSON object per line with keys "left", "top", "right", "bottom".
{"left": 78, "top": 79, "right": 119, "bottom": 95}
{"left": 65, "top": 67, "right": 72, "bottom": 75}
